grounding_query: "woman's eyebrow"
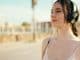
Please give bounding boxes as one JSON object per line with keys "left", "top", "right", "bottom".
{"left": 51, "top": 8, "right": 61, "bottom": 12}
{"left": 51, "top": 7, "right": 62, "bottom": 13}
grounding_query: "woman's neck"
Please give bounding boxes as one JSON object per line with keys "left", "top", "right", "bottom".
{"left": 52, "top": 24, "right": 76, "bottom": 41}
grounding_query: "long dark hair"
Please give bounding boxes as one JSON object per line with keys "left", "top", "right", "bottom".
{"left": 52, "top": 0, "right": 79, "bottom": 36}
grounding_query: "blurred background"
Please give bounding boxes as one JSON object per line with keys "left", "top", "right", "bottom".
{"left": 0, "top": 0, "right": 52, "bottom": 42}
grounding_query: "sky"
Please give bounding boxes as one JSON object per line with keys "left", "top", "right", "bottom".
{"left": 0, "top": 0, "right": 80, "bottom": 25}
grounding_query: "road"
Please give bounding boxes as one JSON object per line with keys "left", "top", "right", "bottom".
{"left": 0, "top": 41, "right": 42, "bottom": 60}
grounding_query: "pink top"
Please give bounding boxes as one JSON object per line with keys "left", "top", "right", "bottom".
{"left": 43, "top": 37, "right": 80, "bottom": 60}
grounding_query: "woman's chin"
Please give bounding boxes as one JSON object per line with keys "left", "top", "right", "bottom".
{"left": 52, "top": 24, "right": 58, "bottom": 28}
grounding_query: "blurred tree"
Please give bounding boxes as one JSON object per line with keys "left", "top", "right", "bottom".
{"left": 21, "top": 22, "right": 30, "bottom": 27}
{"left": 21, "top": 22, "right": 31, "bottom": 31}
{"left": 32, "top": 0, "right": 38, "bottom": 8}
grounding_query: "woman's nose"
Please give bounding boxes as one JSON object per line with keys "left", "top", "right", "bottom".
{"left": 51, "top": 13, "right": 56, "bottom": 18}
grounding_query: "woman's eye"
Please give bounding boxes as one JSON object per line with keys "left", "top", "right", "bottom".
{"left": 51, "top": 10, "right": 62, "bottom": 14}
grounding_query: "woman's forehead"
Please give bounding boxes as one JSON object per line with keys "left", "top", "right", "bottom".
{"left": 52, "top": 2, "right": 63, "bottom": 10}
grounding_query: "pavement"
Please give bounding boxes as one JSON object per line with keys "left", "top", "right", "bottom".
{"left": 0, "top": 41, "right": 42, "bottom": 60}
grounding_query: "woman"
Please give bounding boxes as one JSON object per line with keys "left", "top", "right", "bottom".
{"left": 42, "top": 0, "right": 80, "bottom": 60}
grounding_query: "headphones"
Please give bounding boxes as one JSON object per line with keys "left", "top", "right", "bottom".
{"left": 66, "top": 1, "right": 79, "bottom": 23}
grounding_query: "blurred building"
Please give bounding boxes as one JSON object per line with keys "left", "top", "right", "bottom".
{"left": 36, "top": 21, "right": 51, "bottom": 33}
{"left": 0, "top": 21, "right": 52, "bottom": 42}
{"left": 0, "top": 23, "right": 32, "bottom": 42}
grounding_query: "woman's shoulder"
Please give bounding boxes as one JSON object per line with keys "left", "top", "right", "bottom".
{"left": 73, "top": 42, "right": 80, "bottom": 60}
{"left": 42, "top": 36, "right": 52, "bottom": 45}
{"left": 68, "top": 37, "right": 80, "bottom": 60}
{"left": 42, "top": 36, "right": 54, "bottom": 49}
{"left": 42, "top": 36, "right": 54, "bottom": 44}
{"left": 42, "top": 36, "right": 53, "bottom": 58}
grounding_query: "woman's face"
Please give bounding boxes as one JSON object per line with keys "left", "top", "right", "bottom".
{"left": 51, "top": 2, "right": 66, "bottom": 28}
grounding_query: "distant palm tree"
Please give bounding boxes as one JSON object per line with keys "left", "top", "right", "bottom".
{"left": 32, "top": 0, "right": 37, "bottom": 8}
{"left": 32, "top": 0, "right": 38, "bottom": 40}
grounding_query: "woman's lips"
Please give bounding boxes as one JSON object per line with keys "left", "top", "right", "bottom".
{"left": 52, "top": 19, "right": 57, "bottom": 22}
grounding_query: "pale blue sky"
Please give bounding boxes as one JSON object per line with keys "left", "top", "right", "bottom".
{"left": 0, "top": 0, "right": 79, "bottom": 25}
